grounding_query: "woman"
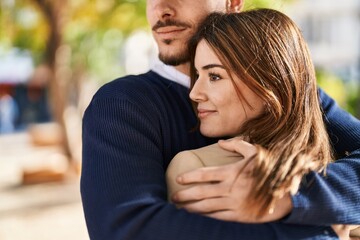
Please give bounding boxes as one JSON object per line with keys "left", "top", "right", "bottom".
{"left": 167, "top": 8, "right": 333, "bottom": 218}
{"left": 166, "top": 8, "right": 360, "bottom": 238}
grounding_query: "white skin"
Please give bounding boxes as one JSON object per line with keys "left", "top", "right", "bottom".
{"left": 190, "top": 40, "right": 265, "bottom": 138}
{"left": 147, "top": 0, "right": 354, "bottom": 238}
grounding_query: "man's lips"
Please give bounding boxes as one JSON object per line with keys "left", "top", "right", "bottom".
{"left": 154, "top": 26, "right": 187, "bottom": 39}
{"left": 197, "top": 109, "right": 217, "bottom": 119}
{"left": 155, "top": 26, "right": 186, "bottom": 34}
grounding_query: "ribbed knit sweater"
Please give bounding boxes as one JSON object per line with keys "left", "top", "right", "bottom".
{"left": 81, "top": 71, "right": 360, "bottom": 240}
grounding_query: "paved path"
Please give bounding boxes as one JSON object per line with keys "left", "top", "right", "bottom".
{"left": 0, "top": 133, "right": 88, "bottom": 240}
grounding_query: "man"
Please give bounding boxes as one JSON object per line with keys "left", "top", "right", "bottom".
{"left": 81, "top": 0, "right": 360, "bottom": 239}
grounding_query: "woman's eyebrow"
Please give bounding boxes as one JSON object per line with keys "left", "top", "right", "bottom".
{"left": 202, "top": 64, "right": 226, "bottom": 70}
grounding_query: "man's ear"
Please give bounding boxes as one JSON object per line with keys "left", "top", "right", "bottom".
{"left": 227, "top": 0, "right": 244, "bottom": 13}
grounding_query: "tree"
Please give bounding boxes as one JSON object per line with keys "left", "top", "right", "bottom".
{"left": 0, "top": 0, "right": 148, "bottom": 175}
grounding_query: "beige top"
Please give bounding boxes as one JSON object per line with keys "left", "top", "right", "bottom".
{"left": 166, "top": 143, "right": 242, "bottom": 200}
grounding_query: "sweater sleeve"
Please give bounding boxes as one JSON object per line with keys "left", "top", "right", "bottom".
{"left": 284, "top": 88, "right": 360, "bottom": 225}
{"left": 80, "top": 93, "right": 337, "bottom": 240}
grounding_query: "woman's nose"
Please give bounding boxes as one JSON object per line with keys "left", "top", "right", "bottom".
{"left": 189, "top": 80, "right": 206, "bottom": 102}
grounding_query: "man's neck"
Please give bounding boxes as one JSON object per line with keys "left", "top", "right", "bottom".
{"left": 174, "top": 63, "right": 190, "bottom": 76}
{"left": 151, "top": 60, "right": 191, "bottom": 88}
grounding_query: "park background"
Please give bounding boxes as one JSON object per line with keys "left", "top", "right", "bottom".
{"left": 0, "top": 0, "right": 359, "bottom": 239}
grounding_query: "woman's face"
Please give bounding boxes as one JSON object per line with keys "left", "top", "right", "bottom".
{"left": 189, "top": 40, "right": 265, "bottom": 137}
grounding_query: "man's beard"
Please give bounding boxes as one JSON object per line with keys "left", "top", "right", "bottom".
{"left": 158, "top": 40, "right": 190, "bottom": 66}
{"left": 153, "top": 19, "right": 192, "bottom": 66}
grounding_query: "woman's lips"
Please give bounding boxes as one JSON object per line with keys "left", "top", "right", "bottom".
{"left": 197, "top": 109, "right": 217, "bottom": 119}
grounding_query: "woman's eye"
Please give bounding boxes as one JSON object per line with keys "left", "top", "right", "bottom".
{"left": 209, "top": 73, "right": 221, "bottom": 81}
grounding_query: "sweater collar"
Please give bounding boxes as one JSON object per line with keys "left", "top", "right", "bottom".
{"left": 151, "top": 59, "right": 190, "bottom": 88}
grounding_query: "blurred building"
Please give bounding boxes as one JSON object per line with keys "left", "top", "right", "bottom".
{"left": 286, "top": 0, "right": 360, "bottom": 82}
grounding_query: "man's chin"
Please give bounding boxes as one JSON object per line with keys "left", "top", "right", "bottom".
{"left": 158, "top": 53, "right": 189, "bottom": 66}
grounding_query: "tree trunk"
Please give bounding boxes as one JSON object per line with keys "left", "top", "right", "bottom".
{"left": 31, "top": 0, "right": 73, "bottom": 162}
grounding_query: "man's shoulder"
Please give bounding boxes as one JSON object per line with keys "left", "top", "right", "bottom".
{"left": 99, "top": 71, "right": 160, "bottom": 94}
{"left": 89, "top": 70, "right": 188, "bottom": 112}
{"left": 94, "top": 71, "right": 162, "bottom": 98}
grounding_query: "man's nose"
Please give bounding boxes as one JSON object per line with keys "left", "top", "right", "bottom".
{"left": 153, "top": 1, "right": 176, "bottom": 20}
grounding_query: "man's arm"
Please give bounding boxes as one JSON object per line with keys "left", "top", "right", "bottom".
{"left": 284, "top": 89, "right": 360, "bottom": 225}
{"left": 80, "top": 82, "right": 337, "bottom": 240}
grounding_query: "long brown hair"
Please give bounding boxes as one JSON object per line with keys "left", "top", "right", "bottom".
{"left": 188, "top": 9, "right": 333, "bottom": 217}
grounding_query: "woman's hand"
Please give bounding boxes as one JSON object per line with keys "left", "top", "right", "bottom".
{"left": 172, "top": 137, "right": 293, "bottom": 223}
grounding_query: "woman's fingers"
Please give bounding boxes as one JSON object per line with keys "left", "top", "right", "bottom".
{"left": 218, "top": 137, "right": 257, "bottom": 159}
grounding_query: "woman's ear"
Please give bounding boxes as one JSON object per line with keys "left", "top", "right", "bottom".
{"left": 226, "top": 0, "right": 244, "bottom": 13}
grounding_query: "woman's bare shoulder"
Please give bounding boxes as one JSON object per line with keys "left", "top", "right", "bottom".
{"left": 166, "top": 150, "right": 206, "bottom": 200}
{"left": 167, "top": 150, "right": 205, "bottom": 175}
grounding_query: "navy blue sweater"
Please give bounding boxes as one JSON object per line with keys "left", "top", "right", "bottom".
{"left": 81, "top": 71, "right": 360, "bottom": 240}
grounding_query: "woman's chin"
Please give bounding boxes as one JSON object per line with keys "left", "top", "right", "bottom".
{"left": 200, "top": 130, "right": 222, "bottom": 138}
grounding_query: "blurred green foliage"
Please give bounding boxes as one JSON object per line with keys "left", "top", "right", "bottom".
{"left": 1, "top": 0, "right": 49, "bottom": 61}
{"left": 243, "top": 0, "right": 294, "bottom": 10}
{"left": 65, "top": 0, "right": 147, "bottom": 80}
{"left": 317, "top": 69, "right": 359, "bottom": 116}
{"left": 0, "top": 0, "right": 148, "bottom": 82}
